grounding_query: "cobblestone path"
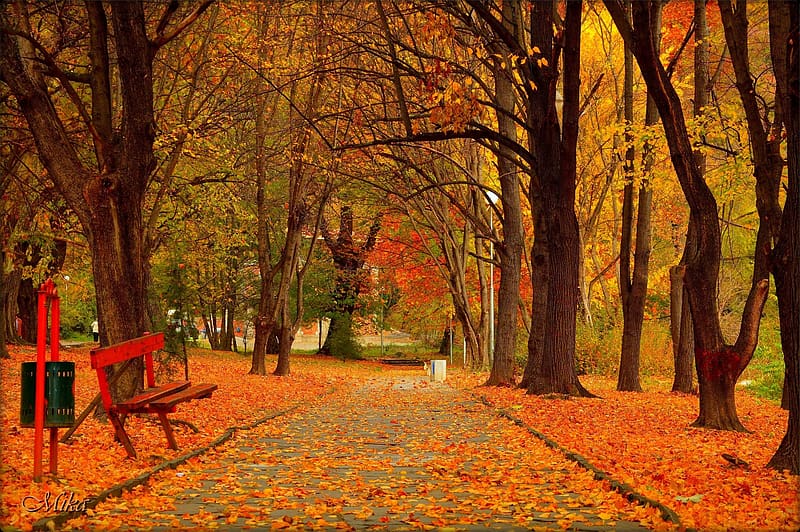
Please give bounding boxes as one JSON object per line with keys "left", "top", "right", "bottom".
{"left": 77, "top": 376, "right": 654, "bottom": 531}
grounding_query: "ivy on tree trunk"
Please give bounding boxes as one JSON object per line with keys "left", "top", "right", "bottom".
{"left": 318, "top": 206, "right": 381, "bottom": 356}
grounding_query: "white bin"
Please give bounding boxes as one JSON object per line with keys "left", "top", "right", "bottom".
{"left": 430, "top": 359, "right": 447, "bottom": 382}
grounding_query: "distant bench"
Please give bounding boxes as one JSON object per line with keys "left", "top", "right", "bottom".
{"left": 379, "top": 358, "right": 425, "bottom": 367}
{"left": 90, "top": 332, "right": 217, "bottom": 458}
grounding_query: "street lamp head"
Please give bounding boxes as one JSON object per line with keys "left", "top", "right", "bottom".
{"left": 486, "top": 190, "right": 500, "bottom": 205}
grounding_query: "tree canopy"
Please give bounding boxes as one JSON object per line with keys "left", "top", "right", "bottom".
{"left": 1, "top": 0, "right": 797, "bottom": 474}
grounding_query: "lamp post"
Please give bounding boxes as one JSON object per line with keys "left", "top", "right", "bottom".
{"left": 486, "top": 190, "right": 499, "bottom": 364}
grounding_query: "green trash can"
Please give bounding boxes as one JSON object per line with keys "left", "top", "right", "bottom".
{"left": 20, "top": 361, "right": 76, "bottom": 428}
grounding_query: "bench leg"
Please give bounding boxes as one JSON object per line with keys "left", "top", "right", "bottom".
{"left": 108, "top": 411, "right": 137, "bottom": 458}
{"left": 158, "top": 412, "right": 178, "bottom": 450}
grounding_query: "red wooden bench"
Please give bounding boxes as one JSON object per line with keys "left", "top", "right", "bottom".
{"left": 90, "top": 332, "right": 217, "bottom": 458}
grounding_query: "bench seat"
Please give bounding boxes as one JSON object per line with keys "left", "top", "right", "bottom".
{"left": 117, "top": 381, "right": 191, "bottom": 412}
{"left": 148, "top": 383, "right": 218, "bottom": 410}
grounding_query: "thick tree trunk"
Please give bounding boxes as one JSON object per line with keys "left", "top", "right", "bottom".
{"left": 250, "top": 315, "right": 270, "bottom": 375}
{"left": 690, "top": 279, "right": 769, "bottom": 432}
{"left": 319, "top": 272, "right": 359, "bottom": 355}
{"left": 692, "top": 348, "right": 746, "bottom": 431}
{"left": 319, "top": 206, "right": 380, "bottom": 355}
{"left": 532, "top": 211, "right": 587, "bottom": 396}
{"left": 767, "top": 0, "right": 799, "bottom": 474}
{"left": 86, "top": 172, "right": 152, "bottom": 402}
{"left": 525, "top": 0, "right": 591, "bottom": 397}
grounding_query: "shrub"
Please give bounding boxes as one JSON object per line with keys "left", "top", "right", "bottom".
{"left": 744, "top": 323, "right": 784, "bottom": 403}
{"left": 575, "top": 319, "right": 673, "bottom": 377}
{"left": 746, "top": 358, "right": 784, "bottom": 402}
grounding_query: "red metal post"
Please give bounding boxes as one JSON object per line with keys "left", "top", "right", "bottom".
{"left": 33, "top": 283, "right": 48, "bottom": 482}
{"left": 50, "top": 287, "right": 59, "bottom": 363}
{"left": 49, "top": 290, "right": 60, "bottom": 475}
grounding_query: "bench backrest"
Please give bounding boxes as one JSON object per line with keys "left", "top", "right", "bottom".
{"left": 90, "top": 333, "right": 164, "bottom": 408}
{"left": 90, "top": 333, "right": 164, "bottom": 369}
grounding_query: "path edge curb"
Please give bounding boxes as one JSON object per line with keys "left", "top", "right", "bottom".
{"left": 31, "top": 399, "right": 312, "bottom": 531}
{"left": 476, "top": 393, "right": 690, "bottom": 531}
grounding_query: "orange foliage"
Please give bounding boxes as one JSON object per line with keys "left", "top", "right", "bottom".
{"left": 372, "top": 225, "right": 451, "bottom": 308}
{"left": 3, "top": 344, "right": 796, "bottom": 531}
{"left": 471, "top": 374, "right": 799, "bottom": 531}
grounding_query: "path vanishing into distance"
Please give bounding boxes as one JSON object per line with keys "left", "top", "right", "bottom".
{"left": 64, "top": 375, "right": 661, "bottom": 531}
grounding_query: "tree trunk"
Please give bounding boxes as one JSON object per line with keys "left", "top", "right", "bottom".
{"left": 766, "top": 0, "right": 799, "bottom": 474}
{"left": 85, "top": 170, "right": 153, "bottom": 402}
{"left": 606, "top": 0, "right": 770, "bottom": 430}
{"left": 485, "top": 166, "right": 524, "bottom": 386}
{"left": 251, "top": 134, "right": 274, "bottom": 373}
{"left": 438, "top": 326, "right": 453, "bottom": 355}
{"left": 670, "top": 266, "right": 695, "bottom": 392}
{"left": 16, "top": 279, "right": 37, "bottom": 344}
{"left": 250, "top": 315, "right": 270, "bottom": 375}
{"left": 274, "top": 329, "right": 292, "bottom": 376}
{"left": 266, "top": 332, "right": 280, "bottom": 354}
{"left": 617, "top": 179, "right": 652, "bottom": 392}
{"left": 719, "top": 0, "right": 788, "bottom": 419}
{"left": 318, "top": 268, "right": 360, "bottom": 356}
{"left": 3, "top": 269, "right": 22, "bottom": 343}
{"left": 319, "top": 313, "right": 344, "bottom": 355}
{"left": 483, "top": 0, "right": 523, "bottom": 387}
{"left": 520, "top": 208, "right": 548, "bottom": 389}
{"left": 0, "top": 248, "right": 8, "bottom": 358}
{"left": 250, "top": 8, "right": 278, "bottom": 374}
{"left": 274, "top": 303, "right": 293, "bottom": 376}
{"left": 617, "top": 2, "right": 656, "bottom": 392}
{"left": 525, "top": 0, "right": 592, "bottom": 397}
